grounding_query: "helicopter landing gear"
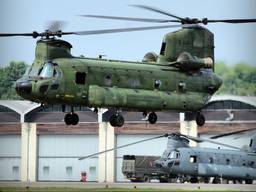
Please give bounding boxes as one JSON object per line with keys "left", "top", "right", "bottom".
{"left": 64, "top": 106, "right": 79, "bottom": 125}
{"left": 245, "top": 179, "right": 253, "bottom": 184}
{"left": 196, "top": 112, "right": 205, "bottom": 126}
{"left": 148, "top": 112, "right": 157, "bottom": 124}
{"left": 64, "top": 113, "right": 79, "bottom": 125}
{"left": 212, "top": 177, "right": 221, "bottom": 184}
{"left": 109, "top": 113, "right": 124, "bottom": 127}
{"left": 190, "top": 177, "right": 198, "bottom": 183}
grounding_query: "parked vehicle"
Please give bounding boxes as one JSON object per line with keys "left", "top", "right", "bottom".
{"left": 122, "top": 155, "right": 176, "bottom": 182}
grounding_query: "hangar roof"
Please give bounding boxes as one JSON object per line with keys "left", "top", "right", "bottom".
{"left": 209, "top": 95, "right": 256, "bottom": 107}
{"left": 0, "top": 100, "right": 39, "bottom": 115}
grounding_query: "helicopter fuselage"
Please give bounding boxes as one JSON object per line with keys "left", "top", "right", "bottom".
{"left": 17, "top": 54, "right": 220, "bottom": 112}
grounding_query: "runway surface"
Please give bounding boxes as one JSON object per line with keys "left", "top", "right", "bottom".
{"left": 0, "top": 182, "right": 256, "bottom": 191}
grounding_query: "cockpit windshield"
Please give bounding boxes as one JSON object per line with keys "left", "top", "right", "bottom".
{"left": 39, "top": 62, "right": 54, "bottom": 78}
{"left": 167, "top": 150, "right": 180, "bottom": 159}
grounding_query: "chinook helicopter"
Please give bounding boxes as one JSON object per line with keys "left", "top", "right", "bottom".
{"left": 79, "top": 129, "right": 256, "bottom": 184}
{"left": 1, "top": 5, "right": 255, "bottom": 127}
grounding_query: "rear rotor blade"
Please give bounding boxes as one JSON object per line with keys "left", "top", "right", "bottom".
{"left": 74, "top": 24, "right": 192, "bottom": 35}
{"left": 79, "top": 134, "right": 168, "bottom": 160}
{"left": 131, "top": 4, "right": 185, "bottom": 21}
{"left": 179, "top": 133, "right": 241, "bottom": 150}
{"left": 210, "top": 128, "right": 256, "bottom": 139}
{"left": 81, "top": 14, "right": 179, "bottom": 23}
{"left": 207, "top": 19, "right": 256, "bottom": 24}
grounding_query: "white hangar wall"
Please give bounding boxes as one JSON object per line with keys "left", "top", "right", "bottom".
{"left": 38, "top": 134, "right": 98, "bottom": 181}
{"left": 0, "top": 135, "right": 21, "bottom": 180}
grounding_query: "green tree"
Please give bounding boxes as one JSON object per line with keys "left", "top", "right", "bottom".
{"left": 215, "top": 62, "right": 256, "bottom": 96}
{"left": 0, "top": 61, "right": 28, "bottom": 99}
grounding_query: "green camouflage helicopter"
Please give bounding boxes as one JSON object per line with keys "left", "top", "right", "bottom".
{"left": 1, "top": 5, "right": 255, "bottom": 127}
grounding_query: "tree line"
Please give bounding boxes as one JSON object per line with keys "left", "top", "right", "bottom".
{"left": 0, "top": 61, "right": 255, "bottom": 99}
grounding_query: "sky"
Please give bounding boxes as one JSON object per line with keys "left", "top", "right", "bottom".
{"left": 0, "top": 0, "right": 256, "bottom": 67}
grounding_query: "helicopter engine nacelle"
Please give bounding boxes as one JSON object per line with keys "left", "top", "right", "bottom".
{"left": 176, "top": 52, "right": 213, "bottom": 71}
{"left": 142, "top": 52, "right": 158, "bottom": 62}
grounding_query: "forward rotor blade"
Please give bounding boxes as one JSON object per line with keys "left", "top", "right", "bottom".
{"left": 179, "top": 133, "right": 241, "bottom": 150}
{"left": 0, "top": 24, "right": 191, "bottom": 38}
{"left": 81, "top": 14, "right": 179, "bottom": 23}
{"left": 210, "top": 128, "right": 256, "bottom": 139}
{"left": 0, "top": 33, "right": 35, "bottom": 37}
{"left": 207, "top": 19, "right": 256, "bottom": 24}
{"left": 131, "top": 4, "right": 184, "bottom": 21}
{"left": 79, "top": 134, "right": 168, "bottom": 160}
{"left": 74, "top": 24, "right": 192, "bottom": 35}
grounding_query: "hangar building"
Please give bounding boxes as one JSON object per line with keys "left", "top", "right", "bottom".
{"left": 0, "top": 95, "right": 255, "bottom": 182}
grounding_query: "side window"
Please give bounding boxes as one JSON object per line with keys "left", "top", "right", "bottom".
{"left": 160, "top": 42, "right": 166, "bottom": 55}
{"left": 178, "top": 81, "right": 186, "bottom": 92}
{"left": 76, "top": 72, "right": 86, "bottom": 85}
{"left": 190, "top": 155, "right": 197, "bottom": 163}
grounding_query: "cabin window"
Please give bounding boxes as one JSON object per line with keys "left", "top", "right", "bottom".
{"left": 160, "top": 42, "right": 166, "bottom": 55}
{"left": 154, "top": 80, "right": 161, "bottom": 89}
{"left": 178, "top": 81, "right": 186, "bottom": 92}
{"left": 249, "top": 139, "right": 253, "bottom": 147}
{"left": 76, "top": 72, "right": 86, "bottom": 84}
{"left": 249, "top": 161, "right": 254, "bottom": 167}
{"left": 105, "top": 75, "right": 112, "bottom": 86}
{"left": 190, "top": 155, "right": 197, "bottom": 163}
{"left": 176, "top": 152, "right": 180, "bottom": 159}
{"left": 226, "top": 159, "right": 230, "bottom": 165}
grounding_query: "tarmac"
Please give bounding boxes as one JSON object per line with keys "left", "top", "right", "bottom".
{"left": 0, "top": 182, "right": 256, "bottom": 191}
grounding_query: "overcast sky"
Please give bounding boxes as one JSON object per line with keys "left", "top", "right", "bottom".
{"left": 0, "top": 0, "right": 256, "bottom": 66}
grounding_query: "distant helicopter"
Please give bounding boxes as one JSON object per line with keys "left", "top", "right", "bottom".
{"left": 1, "top": 5, "right": 255, "bottom": 127}
{"left": 79, "top": 129, "right": 256, "bottom": 184}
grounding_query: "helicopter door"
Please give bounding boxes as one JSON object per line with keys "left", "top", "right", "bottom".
{"left": 74, "top": 69, "right": 88, "bottom": 103}
{"left": 189, "top": 155, "right": 198, "bottom": 174}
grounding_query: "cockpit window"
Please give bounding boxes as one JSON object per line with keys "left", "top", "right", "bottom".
{"left": 39, "top": 62, "right": 54, "bottom": 78}
{"left": 168, "top": 151, "right": 175, "bottom": 158}
{"left": 167, "top": 150, "right": 180, "bottom": 159}
{"left": 29, "top": 65, "right": 40, "bottom": 77}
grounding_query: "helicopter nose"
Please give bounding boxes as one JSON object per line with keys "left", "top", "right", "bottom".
{"left": 15, "top": 81, "right": 32, "bottom": 95}
{"left": 215, "top": 75, "right": 223, "bottom": 90}
{"left": 154, "top": 160, "right": 163, "bottom": 168}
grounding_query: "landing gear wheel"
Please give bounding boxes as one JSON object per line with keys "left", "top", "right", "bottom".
{"left": 196, "top": 112, "right": 205, "bottom": 126}
{"left": 71, "top": 113, "right": 79, "bottom": 125}
{"left": 109, "top": 113, "right": 125, "bottom": 127}
{"left": 143, "top": 175, "right": 150, "bottom": 183}
{"left": 148, "top": 112, "right": 157, "bottom": 124}
{"left": 190, "top": 177, "right": 198, "bottom": 183}
{"left": 64, "top": 113, "right": 73, "bottom": 125}
{"left": 64, "top": 113, "right": 79, "bottom": 125}
{"left": 245, "top": 179, "right": 253, "bottom": 184}
{"left": 203, "top": 177, "right": 210, "bottom": 183}
{"left": 109, "top": 114, "right": 116, "bottom": 127}
{"left": 213, "top": 177, "right": 221, "bottom": 184}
